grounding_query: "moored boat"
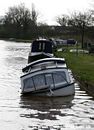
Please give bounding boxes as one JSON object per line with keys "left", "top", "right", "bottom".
{"left": 28, "top": 39, "right": 54, "bottom": 63}
{"left": 20, "top": 58, "right": 75, "bottom": 96}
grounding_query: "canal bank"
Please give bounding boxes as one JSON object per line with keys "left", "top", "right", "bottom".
{"left": 55, "top": 51, "right": 94, "bottom": 97}
{"left": 76, "top": 77, "right": 94, "bottom": 97}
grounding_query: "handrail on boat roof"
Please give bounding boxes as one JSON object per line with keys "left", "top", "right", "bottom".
{"left": 22, "top": 58, "right": 66, "bottom": 72}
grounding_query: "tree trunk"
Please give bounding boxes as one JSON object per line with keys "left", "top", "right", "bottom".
{"left": 81, "top": 25, "right": 85, "bottom": 49}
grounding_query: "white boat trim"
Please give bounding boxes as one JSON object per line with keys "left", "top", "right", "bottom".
{"left": 22, "top": 57, "right": 66, "bottom": 73}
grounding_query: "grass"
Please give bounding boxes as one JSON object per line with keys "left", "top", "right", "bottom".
{"left": 55, "top": 50, "right": 94, "bottom": 85}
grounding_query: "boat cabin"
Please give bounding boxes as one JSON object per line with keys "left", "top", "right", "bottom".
{"left": 31, "top": 39, "right": 53, "bottom": 53}
{"left": 28, "top": 39, "right": 54, "bottom": 63}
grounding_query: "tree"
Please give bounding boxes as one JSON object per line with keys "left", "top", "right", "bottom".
{"left": 56, "top": 11, "right": 93, "bottom": 49}
{"left": 31, "top": 3, "right": 38, "bottom": 26}
{"left": 3, "top": 4, "right": 32, "bottom": 38}
{"left": 56, "top": 14, "right": 69, "bottom": 26}
{"left": 68, "top": 11, "right": 93, "bottom": 48}
{"left": 29, "top": 3, "right": 39, "bottom": 38}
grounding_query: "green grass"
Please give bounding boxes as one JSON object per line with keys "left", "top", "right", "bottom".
{"left": 55, "top": 51, "right": 94, "bottom": 84}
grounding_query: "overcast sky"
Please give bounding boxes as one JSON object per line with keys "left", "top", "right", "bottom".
{"left": 0, "top": 0, "right": 92, "bottom": 25}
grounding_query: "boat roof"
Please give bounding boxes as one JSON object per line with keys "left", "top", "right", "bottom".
{"left": 22, "top": 58, "right": 66, "bottom": 72}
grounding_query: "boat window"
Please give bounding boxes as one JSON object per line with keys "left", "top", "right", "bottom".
{"left": 53, "top": 71, "right": 67, "bottom": 86}
{"left": 45, "top": 74, "right": 54, "bottom": 88}
{"left": 24, "top": 77, "right": 34, "bottom": 89}
{"left": 44, "top": 41, "right": 52, "bottom": 53}
{"left": 32, "top": 42, "right": 40, "bottom": 52}
{"left": 31, "top": 41, "right": 52, "bottom": 53}
{"left": 33, "top": 74, "right": 45, "bottom": 90}
{"left": 39, "top": 42, "right": 42, "bottom": 51}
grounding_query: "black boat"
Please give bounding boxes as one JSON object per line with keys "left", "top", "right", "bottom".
{"left": 28, "top": 39, "right": 54, "bottom": 63}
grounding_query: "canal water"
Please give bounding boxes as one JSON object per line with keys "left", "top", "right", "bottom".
{"left": 0, "top": 40, "right": 94, "bottom": 130}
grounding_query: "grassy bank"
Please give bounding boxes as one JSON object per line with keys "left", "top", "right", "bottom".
{"left": 55, "top": 51, "right": 94, "bottom": 95}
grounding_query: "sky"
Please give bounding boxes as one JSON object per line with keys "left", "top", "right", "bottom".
{"left": 0, "top": 0, "right": 93, "bottom": 25}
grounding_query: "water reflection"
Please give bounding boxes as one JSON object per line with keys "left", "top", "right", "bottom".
{"left": 20, "top": 95, "right": 74, "bottom": 120}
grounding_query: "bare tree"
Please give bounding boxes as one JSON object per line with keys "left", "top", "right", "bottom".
{"left": 31, "top": 3, "right": 38, "bottom": 26}
{"left": 3, "top": 3, "right": 40, "bottom": 39}
{"left": 69, "top": 11, "right": 93, "bottom": 48}
{"left": 56, "top": 14, "right": 69, "bottom": 26}
{"left": 5, "top": 4, "right": 31, "bottom": 26}
{"left": 56, "top": 11, "right": 93, "bottom": 48}
{"left": 3, "top": 3, "right": 31, "bottom": 38}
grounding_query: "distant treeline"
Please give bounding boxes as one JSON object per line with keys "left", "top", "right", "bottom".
{"left": 0, "top": 3, "right": 94, "bottom": 47}
{"left": 0, "top": 22, "right": 94, "bottom": 41}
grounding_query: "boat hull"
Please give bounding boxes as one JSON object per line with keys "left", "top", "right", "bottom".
{"left": 21, "top": 83, "right": 75, "bottom": 97}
